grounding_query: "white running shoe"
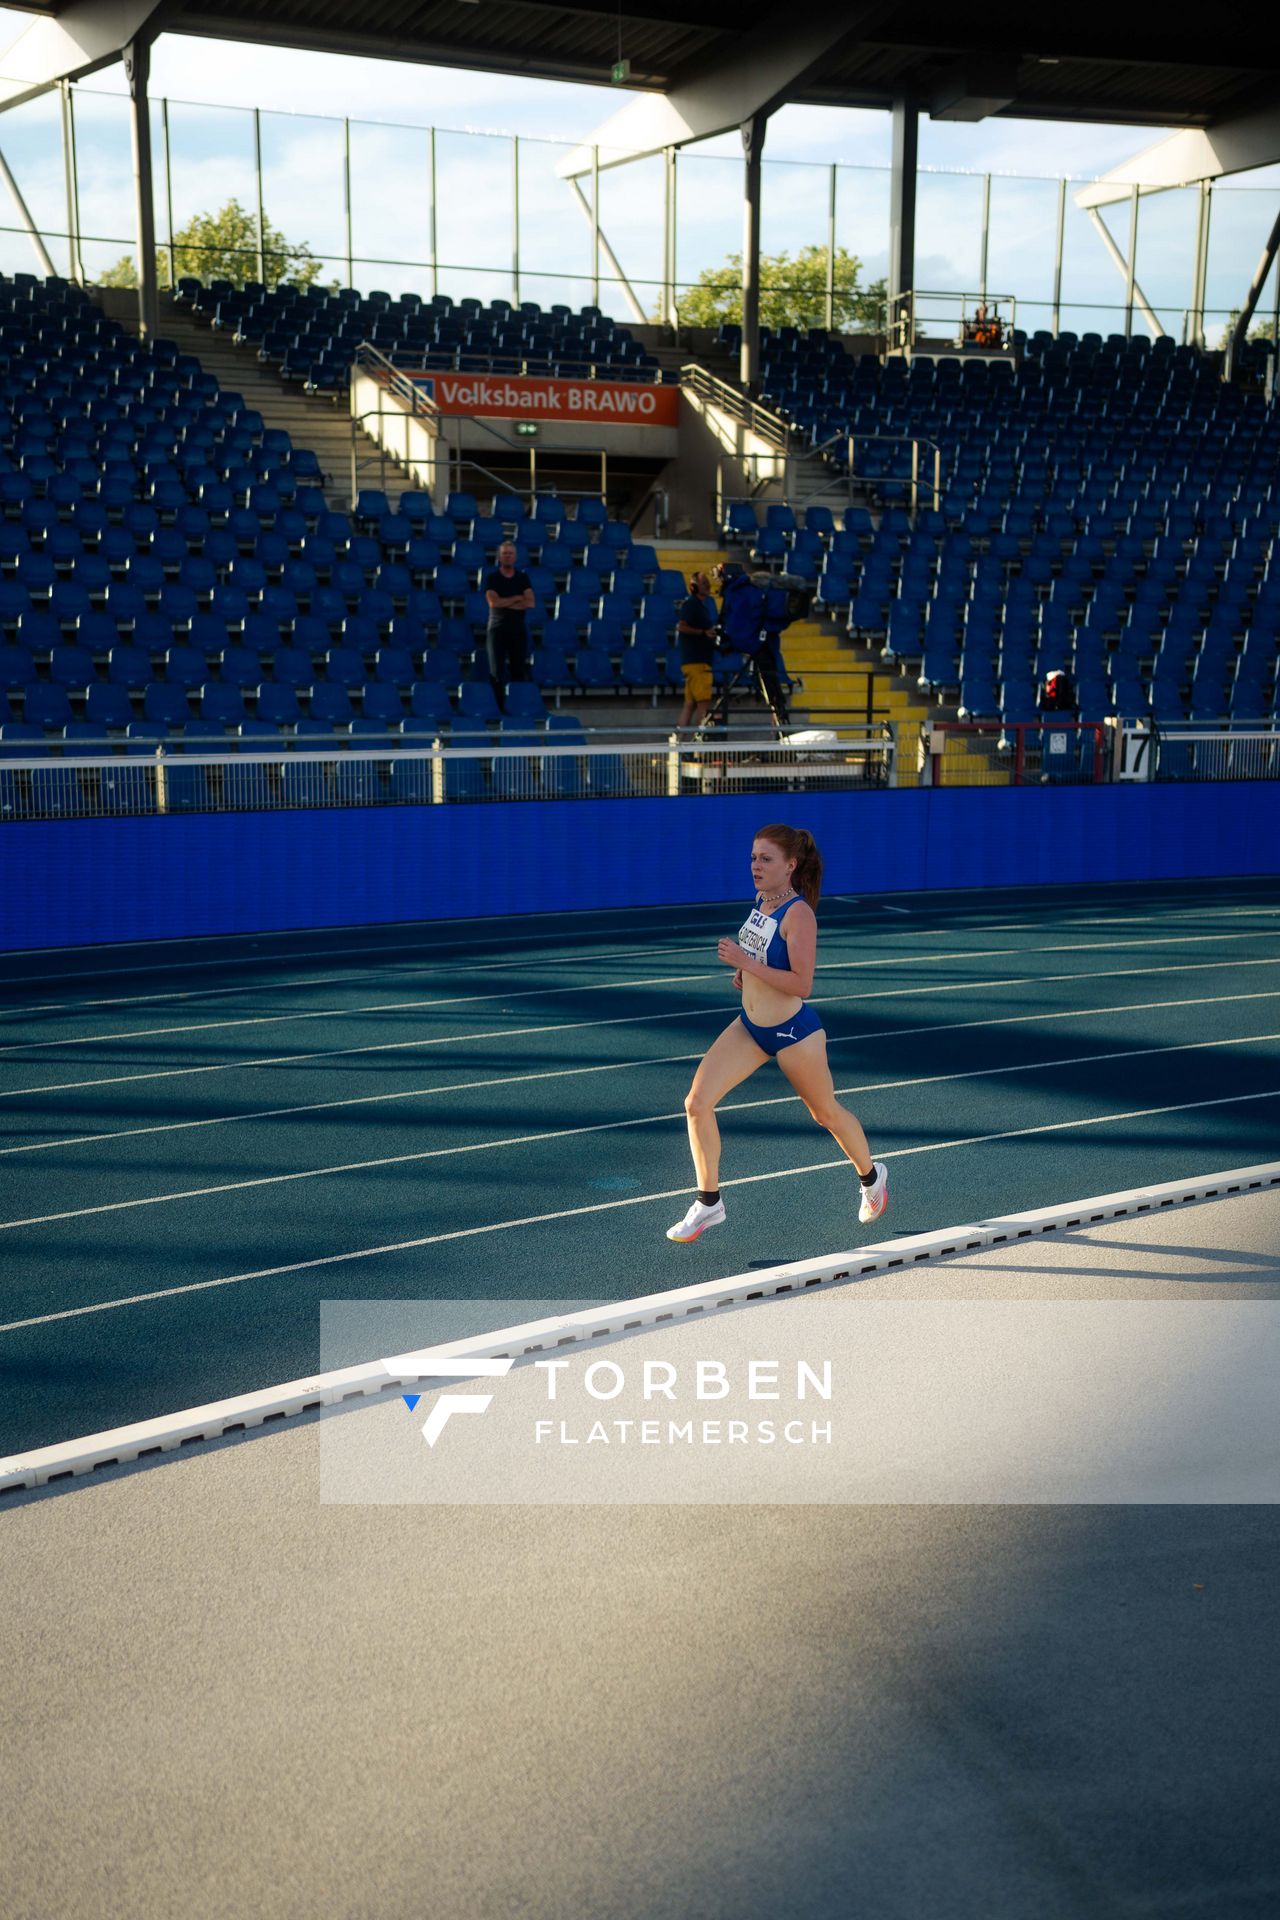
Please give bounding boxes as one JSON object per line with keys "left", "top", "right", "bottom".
{"left": 666, "top": 1198, "right": 726, "bottom": 1242}
{"left": 858, "top": 1163, "right": 889, "bottom": 1224}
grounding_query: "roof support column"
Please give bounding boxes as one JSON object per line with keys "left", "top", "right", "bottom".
{"left": 740, "top": 110, "right": 767, "bottom": 391}
{"left": 60, "top": 80, "right": 85, "bottom": 284}
{"left": 889, "top": 95, "right": 918, "bottom": 353}
{"left": 123, "top": 35, "right": 158, "bottom": 338}
{"left": 1187, "top": 180, "right": 1212, "bottom": 348}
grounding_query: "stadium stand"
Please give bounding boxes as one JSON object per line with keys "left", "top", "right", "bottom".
{"left": 178, "top": 278, "right": 662, "bottom": 394}
{"left": 720, "top": 323, "right": 1280, "bottom": 727}
{"left": 0, "top": 273, "right": 686, "bottom": 751}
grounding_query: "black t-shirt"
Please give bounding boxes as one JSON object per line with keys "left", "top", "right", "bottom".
{"left": 678, "top": 592, "right": 716, "bottom": 666}
{"left": 485, "top": 568, "right": 532, "bottom": 637}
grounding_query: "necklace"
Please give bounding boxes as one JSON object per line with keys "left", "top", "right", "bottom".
{"left": 758, "top": 886, "right": 795, "bottom": 910}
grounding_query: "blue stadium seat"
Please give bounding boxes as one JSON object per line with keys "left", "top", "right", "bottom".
{"left": 48, "top": 644, "right": 95, "bottom": 690}
{"left": 255, "top": 683, "right": 302, "bottom": 727}
{"left": 500, "top": 681, "right": 548, "bottom": 723}
{"left": 309, "top": 683, "right": 355, "bottom": 726}
{"left": 456, "top": 681, "right": 501, "bottom": 725}
{"left": 408, "top": 684, "right": 448, "bottom": 728}
{"left": 142, "top": 681, "right": 191, "bottom": 729}
{"left": 572, "top": 646, "right": 615, "bottom": 689}
{"left": 361, "top": 684, "right": 405, "bottom": 728}
{"left": 83, "top": 682, "right": 134, "bottom": 730}
{"left": 269, "top": 646, "right": 315, "bottom": 690}
{"left": 321, "top": 646, "right": 366, "bottom": 690}
{"left": 198, "top": 683, "right": 247, "bottom": 728}
{"left": 162, "top": 646, "right": 208, "bottom": 691}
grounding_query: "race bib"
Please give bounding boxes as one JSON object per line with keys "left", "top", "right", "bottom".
{"left": 738, "top": 908, "right": 778, "bottom": 965}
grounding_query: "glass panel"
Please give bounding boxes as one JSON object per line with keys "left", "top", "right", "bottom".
{"left": 26, "top": 78, "right": 1274, "bottom": 353}
{"left": 597, "top": 145, "right": 662, "bottom": 323}
{"left": 915, "top": 170, "right": 984, "bottom": 326}
{"left": 350, "top": 116, "right": 436, "bottom": 299}
{"left": 0, "top": 90, "right": 65, "bottom": 278}
{"left": 986, "top": 175, "right": 1060, "bottom": 339}
{"left": 760, "top": 159, "right": 828, "bottom": 325}
{"left": 1132, "top": 185, "right": 1199, "bottom": 340}
{"left": 836, "top": 165, "right": 890, "bottom": 334}
{"left": 674, "top": 150, "right": 741, "bottom": 328}
{"left": 1207, "top": 183, "right": 1280, "bottom": 349}
{"left": 259, "top": 109, "right": 346, "bottom": 288}
{"left": 434, "top": 130, "right": 514, "bottom": 308}
{"left": 1058, "top": 190, "right": 1130, "bottom": 340}
{"left": 161, "top": 97, "right": 257, "bottom": 285}
{"left": 517, "top": 137, "right": 593, "bottom": 316}
{"left": 63, "top": 88, "right": 134, "bottom": 284}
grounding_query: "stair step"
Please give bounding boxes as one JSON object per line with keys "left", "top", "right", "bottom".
{"left": 98, "top": 291, "right": 400, "bottom": 510}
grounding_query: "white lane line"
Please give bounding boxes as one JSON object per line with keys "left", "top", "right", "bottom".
{"left": 881, "top": 905, "right": 911, "bottom": 914}
{"left": 7, "top": 986, "right": 1280, "bottom": 1159}
{"left": 3, "top": 927, "right": 1273, "bottom": 1058}
{"left": 0, "top": 895, "right": 881, "bottom": 1002}
{"left": 7, "top": 951, "right": 1280, "bottom": 1104}
{"left": 5, "top": 1086, "right": 1278, "bottom": 1334}
{"left": 0, "top": 938, "right": 726, "bottom": 1021}
{"left": 0, "top": 900, "right": 746, "bottom": 981}
{"left": 7, "top": 1031, "right": 1278, "bottom": 1233}
{"left": 0, "top": 965, "right": 725, "bottom": 1053}
{"left": 7, "top": 904, "right": 1277, "bottom": 1027}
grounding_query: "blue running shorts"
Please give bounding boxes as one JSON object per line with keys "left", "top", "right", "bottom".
{"left": 738, "top": 1002, "right": 824, "bottom": 1057}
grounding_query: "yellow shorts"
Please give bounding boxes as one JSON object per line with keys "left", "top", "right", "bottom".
{"left": 682, "top": 662, "right": 713, "bottom": 702}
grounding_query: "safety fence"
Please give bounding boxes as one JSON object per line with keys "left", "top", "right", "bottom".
{"left": 0, "top": 729, "right": 898, "bottom": 821}
{"left": 8, "top": 722, "right": 1276, "bottom": 820}
{"left": 4, "top": 83, "right": 1278, "bottom": 348}
{"left": 921, "top": 720, "right": 1110, "bottom": 787}
{"left": 1150, "top": 727, "right": 1280, "bottom": 783}
{"left": 921, "top": 719, "right": 1280, "bottom": 787}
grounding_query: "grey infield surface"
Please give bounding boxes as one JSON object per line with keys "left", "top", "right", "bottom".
{"left": 4, "top": 1189, "right": 1279, "bottom": 1920}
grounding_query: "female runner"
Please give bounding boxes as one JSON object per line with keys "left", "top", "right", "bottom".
{"left": 667, "top": 823, "right": 888, "bottom": 1242}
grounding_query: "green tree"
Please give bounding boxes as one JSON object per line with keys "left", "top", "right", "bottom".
{"left": 674, "top": 244, "right": 886, "bottom": 333}
{"left": 97, "top": 198, "right": 323, "bottom": 292}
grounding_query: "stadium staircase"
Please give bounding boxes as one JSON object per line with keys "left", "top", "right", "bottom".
{"left": 98, "top": 288, "right": 378, "bottom": 510}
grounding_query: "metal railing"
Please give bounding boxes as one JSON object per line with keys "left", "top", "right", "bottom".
{"left": 921, "top": 720, "right": 1109, "bottom": 787}
{"left": 680, "top": 364, "right": 793, "bottom": 451}
{"left": 890, "top": 290, "right": 1020, "bottom": 356}
{"left": 1150, "top": 726, "right": 1280, "bottom": 783}
{"left": 351, "top": 342, "right": 618, "bottom": 508}
{"left": 920, "top": 718, "right": 1280, "bottom": 788}
{"left": 845, "top": 433, "right": 943, "bottom": 518}
{"left": 0, "top": 731, "right": 897, "bottom": 821}
{"left": 670, "top": 729, "right": 895, "bottom": 793}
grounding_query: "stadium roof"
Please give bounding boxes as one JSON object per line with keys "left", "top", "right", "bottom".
{"left": 6, "top": 0, "right": 1280, "bottom": 130}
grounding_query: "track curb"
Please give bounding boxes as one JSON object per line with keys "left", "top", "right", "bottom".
{"left": 4, "top": 1160, "right": 1279, "bottom": 1494}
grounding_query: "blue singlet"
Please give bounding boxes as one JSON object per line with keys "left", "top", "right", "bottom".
{"left": 735, "top": 895, "right": 825, "bottom": 1056}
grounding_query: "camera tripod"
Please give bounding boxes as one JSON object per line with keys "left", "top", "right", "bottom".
{"left": 694, "top": 646, "right": 791, "bottom": 742}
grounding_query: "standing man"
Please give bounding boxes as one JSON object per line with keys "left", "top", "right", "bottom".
{"left": 676, "top": 570, "right": 718, "bottom": 730}
{"left": 484, "top": 540, "right": 535, "bottom": 708}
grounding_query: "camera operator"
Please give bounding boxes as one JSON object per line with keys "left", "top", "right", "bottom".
{"left": 714, "top": 564, "right": 791, "bottom": 726}
{"left": 675, "top": 570, "right": 718, "bottom": 730}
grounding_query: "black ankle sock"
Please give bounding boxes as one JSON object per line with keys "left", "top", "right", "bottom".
{"left": 698, "top": 1188, "right": 721, "bottom": 1207}
{"left": 858, "top": 1166, "right": 880, "bottom": 1188}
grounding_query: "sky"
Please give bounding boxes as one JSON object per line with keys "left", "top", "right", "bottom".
{"left": 0, "top": 22, "right": 1276, "bottom": 340}
{"left": 1, "top": 21, "right": 1184, "bottom": 177}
